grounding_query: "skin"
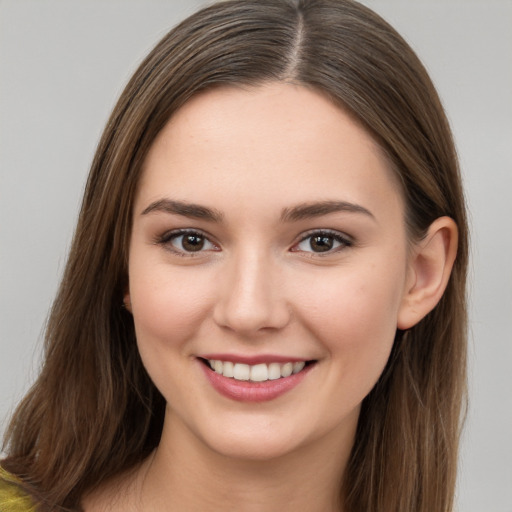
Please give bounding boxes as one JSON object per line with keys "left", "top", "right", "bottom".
{"left": 84, "top": 82, "right": 458, "bottom": 511}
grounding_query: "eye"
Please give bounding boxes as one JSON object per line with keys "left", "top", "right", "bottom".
{"left": 157, "top": 230, "right": 218, "bottom": 255}
{"left": 292, "top": 230, "right": 352, "bottom": 254}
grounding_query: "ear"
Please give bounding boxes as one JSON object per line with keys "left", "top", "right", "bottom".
{"left": 123, "top": 289, "right": 132, "bottom": 314}
{"left": 397, "top": 216, "right": 458, "bottom": 330}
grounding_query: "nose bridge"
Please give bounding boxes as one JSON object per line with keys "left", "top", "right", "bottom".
{"left": 213, "top": 245, "right": 289, "bottom": 334}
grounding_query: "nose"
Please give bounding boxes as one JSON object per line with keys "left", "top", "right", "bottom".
{"left": 212, "top": 249, "right": 291, "bottom": 336}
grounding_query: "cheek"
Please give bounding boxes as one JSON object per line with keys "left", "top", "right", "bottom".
{"left": 128, "top": 261, "right": 215, "bottom": 346}
{"left": 127, "top": 261, "right": 217, "bottom": 406}
{"left": 292, "top": 260, "right": 405, "bottom": 379}
{"left": 297, "top": 268, "right": 403, "bottom": 336}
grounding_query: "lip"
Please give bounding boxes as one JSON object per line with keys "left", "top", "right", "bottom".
{"left": 198, "top": 358, "right": 315, "bottom": 403}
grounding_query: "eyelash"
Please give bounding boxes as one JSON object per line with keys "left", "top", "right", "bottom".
{"left": 155, "top": 229, "right": 219, "bottom": 257}
{"left": 293, "top": 229, "right": 353, "bottom": 256}
{"left": 155, "top": 228, "right": 353, "bottom": 257}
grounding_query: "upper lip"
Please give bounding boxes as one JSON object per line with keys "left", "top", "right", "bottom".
{"left": 199, "top": 353, "right": 312, "bottom": 365}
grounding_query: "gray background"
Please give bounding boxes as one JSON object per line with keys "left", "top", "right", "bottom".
{"left": 1, "top": 1, "right": 511, "bottom": 511}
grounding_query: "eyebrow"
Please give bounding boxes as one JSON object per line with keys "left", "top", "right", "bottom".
{"left": 141, "top": 198, "right": 374, "bottom": 223}
{"left": 141, "top": 199, "right": 224, "bottom": 222}
{"left": 280, "top": 200, "right": 375, "bottom": 222}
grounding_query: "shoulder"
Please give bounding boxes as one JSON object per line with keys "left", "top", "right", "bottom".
{"left": 0, "top": 467, "right": 37, "bottom": 512}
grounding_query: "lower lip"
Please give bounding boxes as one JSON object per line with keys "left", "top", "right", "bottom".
{"left": 199, "top": 361, "right": 314, "bottom": 402}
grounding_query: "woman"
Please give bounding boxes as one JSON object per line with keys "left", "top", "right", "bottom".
{"left": 0, "top": 0, "right": 468, "bottom": 511}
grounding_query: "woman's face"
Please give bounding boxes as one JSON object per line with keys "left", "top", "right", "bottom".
{"left": 127, "top": 83, "right": 414, "bottom": 460}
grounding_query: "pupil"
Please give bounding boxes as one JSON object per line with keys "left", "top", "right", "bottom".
{"left": 183, "top": 234, "right": 204, "bottom": 251}
{"left": 311, "top": 236, "right": 333, "bottom": 252}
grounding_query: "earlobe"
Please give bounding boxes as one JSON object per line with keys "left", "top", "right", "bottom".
{"left": 397, "top": 216, "right": 458, "bottom": 330}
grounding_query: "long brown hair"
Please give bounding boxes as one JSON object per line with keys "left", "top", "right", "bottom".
{"left": 2, "top": 1, "right": 468, "bottom": 510}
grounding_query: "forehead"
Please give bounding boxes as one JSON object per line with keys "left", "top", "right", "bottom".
{"left": 136, "top": 83, "right": 403, "bottom": 221}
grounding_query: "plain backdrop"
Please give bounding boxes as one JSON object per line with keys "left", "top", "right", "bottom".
{"left": 1, "top": 1, "right": 511, "bottom": 511}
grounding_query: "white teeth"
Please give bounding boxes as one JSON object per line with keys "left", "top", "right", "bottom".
{"left": 268, "top": 362, "right": 281, "bottom": 380}
{"left": 281, "top": 362, "right": 293, "bottom": 377}
{"left": 293, "top": 361, "right": 305, "bottom": 374}
{"left": 250, "top": 363, "right": 268, "bottom": 382}
{"left": 223, "top": 361, "right": 234, "bottom": 378}
{"left": 214, "top": 360, "right": 223, "bottom": 374}
{"left": 233, "top": 363, "right": 250, "bottom": 381}
{"left": 207, "top": 359, "right": 308, "bottom": 382}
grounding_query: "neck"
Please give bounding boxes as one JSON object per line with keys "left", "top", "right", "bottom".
{"left": 138, "top": 409, "right": 355, "bottom": 512}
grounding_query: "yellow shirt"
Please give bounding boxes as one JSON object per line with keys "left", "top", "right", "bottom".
{"left": 0, "top": 467, "right": 36, "bottom": 512}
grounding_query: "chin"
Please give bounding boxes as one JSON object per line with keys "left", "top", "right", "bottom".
{"left": 202, "top": 429, "right": 307, "bottom": 463}
{"left": 184, "top": 404, "right": 358, "bottom": 464}
{"left": 166, "top": 405, "right": 309, "bottom": 463}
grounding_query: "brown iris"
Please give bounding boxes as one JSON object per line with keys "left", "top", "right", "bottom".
{"left": 182, "top": 234, "right": 205, "bottom": 252}
{"left": 310, "top": 235, "right": 334, "bottom": 252}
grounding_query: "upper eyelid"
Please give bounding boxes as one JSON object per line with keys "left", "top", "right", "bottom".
{"left": 295, "top": 228, "right": 352, "bottom": 243}
{"left": 158, "top": 228, "right": 216, "bottom": 243}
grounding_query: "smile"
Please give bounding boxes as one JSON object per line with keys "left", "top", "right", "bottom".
{"left": 207, "top": 359, "right": 306, "bottom": 382}
{"left": 199, "top": 357, "right": 316, "bottom": 402}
